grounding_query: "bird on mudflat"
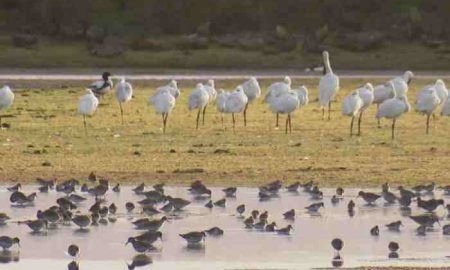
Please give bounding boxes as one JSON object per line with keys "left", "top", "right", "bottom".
{"left": 331, "top": 238, "right": 344, "bottom": 256}
{"left": 0, "top": 236, "right": 20, "bottom": 251}
{"left": 385, "top": 220, "right": 403, "bottom": 231}
{"left": 179, "top": 231, "right": 206, "bottom": 245}
{"left": 357, "top": 191, "right": 381, "bottom": 205}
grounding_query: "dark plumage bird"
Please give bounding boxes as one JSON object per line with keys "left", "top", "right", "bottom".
{"left": 417, "top": 197, "right": 444, "bottom": 212}
{"left": 159, "top": 202, "right": 173, "bottom": 213}
{"left": 135, "top": 217, "right": 168, "bottom": 232}
{"left": 443, "top": 224, "right": 450, "bottom": 235}
{"left": 10, "top": 191, "right": 36, "bottom": 205}
{"left": 153, "top": 183, "right": 165, "bottom": 193}
{"left": 336, "top": 187, "right": 344, "bottom": 196}
{"left": 132, "top": 183, "right": 145, "bottom": 194}
{"left": 347, "top": 200, "right": 355, "bottom": 211}
{"left": 213, "top": 198, "right": 226, "bottom": 207}
{"left": 382, "top": 190, "right": 397, "bottom": 204}
{"left": 276, "top": 224, "right": 293, "bottom": 235}
{"left": 126, "top": 237, "right": 155, "bottom": 253}
{"left": 357, "top": 191, "right": 381, "bottom": 204}
{"left": 398, "top": 195, "right": 412, "bottom": 207}
{"left": 7, "top": 183, "right": 21, "bottom": 192}
{"left": 112, "top": 183, "right": 120, "bottom": 192}
{"left": 37, "top": 209, "right": 61, "bottom": 224}
{"left": 236, "top": 204, "right": 245, "bottom": 216}
{"left": 398, "top": 186, "right": 416, "bottom": 198}
{"left": 25, "top": 219, "right": 47, "bottom": 233}
{"left": 385, "top": 220, "right": 402, "bottom": 231}
{"left": 36, "top": 178, "right": 55, "bottom": 189}
{"left": 126, "top": 202, "right": 135, "bottom": 212}
{"left": 0, "top": 213, "right": 10, "bottom": 224}
{"left": 251, "top": 210, "right": 259, "bottom": 219}
{"left": 258, "top": 191, "right": 271, "bottom": 200}
{"left": 305, "top": 202, "right": 324, "bottom": 212}
{"left": 409, "top": 214, "right": 440, "bottom": 227}
{"left": 205, "top": 227, "right": 224, "bottom": 236}
{"left": 244, "top": 216, "right": 254, "bottom": 228}
{"left": 133, "top": 231, "right": 162, "bottom": 245}
{"left": 253, "top": 219, "right": 267, "bottom": 230}
{"left": 57, "top": 197, "right": 77, "bottom": 210}
{"left": 370, "top": 225, "right": 379, "bottom": 236}
{"left": 283, "top": 209, "right": 295, "bottom": 220}
{"left": 222, "top": 187, "right": 237, "bottom": 197}
{"left": 179, "top": 231, "right": 206, "bottom": 244}
{"left": 142, "top": 205, "right": 161, "bottom": 216}
{"left": 259, "top": 211, "right": 268, "bottom": 221}
{"left": 68, "top": 194, "right": 87, "bottom": 204}
{"left": 67, "top": 244, "right": 79, "bottom": 258}
{"left": 167, "top": 197, "right": 190, "bottom": 210}
{"left": 38, "top": 185, "right": 49, "bottom": 193}
{"left": 300, "top": 181, "right": 314, "bottom": 192}
{"left": 388, "top": 241, "right": 399, "bottom": 252}
{"left": 128, "top": 254, "right": 152, "bottom": 270}
{"left": 68, "top": 260, "right": 79, "bottom": 270}
{"left": 331, "top": 238, "right": 343, "bottom": 255}
{"left": 265, "top": 222, "right": 277, "bottom": 232}
{"left": 72, "top": 215, "right": 91, "bottom": 229}
{"left": 88, "top": 72, "right": 113, "bottom": 97}
{"left": 0, "top": 236, "right": 20, "bottom": 251}
{"left": 331, "top": 195, "right": 340, "bottom": 204}
{"left": 204, "top": 200, "right": 213, "bottom": 209}
{"left": 286, "top": 182, "right": 300, "bottom": 192}
{"left": 108, "top": 203, "right": 117, "bottom": 215}
{"left": 412, "top": 182, "right": 435, "bottom": 194}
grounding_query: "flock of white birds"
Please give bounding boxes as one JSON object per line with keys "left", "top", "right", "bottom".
{"left": 0, "top": 51, "right": 450, "bottom": 139}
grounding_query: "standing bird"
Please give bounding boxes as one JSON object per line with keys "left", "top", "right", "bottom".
{"left": 269, "top": 90, "right": 299, "bottom": 134}
{"left": 356, "top": 83, "right": 374, "bottom": 136}
{"left": 425, "top": 79, "right": 448, "bottom": 107}
{"left": 77, "top": 89, "right": 99, "bottom": 135}
{"left": 216, "top": 89, "right": 230, "bottom": 127}
{"left": 318, "top": 51, "right": 339, "bottom": 120}
{"left": 341, "top": 90, "right": 363, "bottom": 137}
{"left": 390, "top": 71, "right": 414, "bottom": 97}
{"left": 293, "top": 86, "right": 309, "bottom": 108}
{"left": 331, "top": 238, "right": 344, "bottom": 256}
{"left": 88, "top": 72, "right": 113, "bottom": 98}
{"left": 154, "top": 80, "right": 180, "bottom": 100}
{"left": 149, "top": 88, "right": 176, "bottom": 133}
{"left": 0, "top": 85, "right": 14, "bottom": 128}
{"left": 416, "top": 86, "right": 440, "bottom": 134}
{"left": 373, "top": 82, "right": 396, "bottom": 127}
{"left": 115, "top": 78, "right": 133, "bottom": 124}
{"left": 188, "top": 83, "right": 209, "bottom": 130}
{"left": 264, "top": 76, "right": 291, "bottom": 127}
{"left": 202, "top": 79, "right": 216, "bottom": 125}
{"left": 224, "top": 86, "right": 248, "bottom": 129}
{"left": 0, "top": 236, "right": 20, "bottom": 251}
{"left": 240, "top": 77, "right": 261, "bottom": 126}
{"left": 376, "top": 95, "right": 410, "bottom": 140}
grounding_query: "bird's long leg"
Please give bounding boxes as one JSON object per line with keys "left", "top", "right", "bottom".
{"left": 232, "top": 113, "right": 236, "bottom": 132}
{"left": 358, "top": 110, "right": 363, "bottom": 136}
{"left": 202, "top": 105, "right": 207, "bottom": 125}
{"left": 119, "top": 102, "right": 124, "bottom": 125}
{"left": 83, "top": 115, "right": 87, "bottom": 136}
{"left": 163, "top": 113, "right": 169, "bottom": 134}
{"left": 221, "top": 113, "right": 224, "bottom": 128}
{"left": 377, "top": 104, "right": 381, "bottom": 128}
{"left": 196, "top": 109, "right": 201, "bottom": 130}
{"left": 161, "top": 113, "right": 165, "bottom": 133}
{"left": 328, "top": 102, "right": 332, "bottom": 120}
{"left": 426, "top": 114, "right": 430, "bottom": 135}
{"left": 0, "top": 116, "right": 2, "bottom": 129}
{"left": 285, "top": 115, "right": 289, "bottom": 134}
{"left": 322, "top": 107, "right": 325, "bottom": 120}
{"left": 276, "top": 113, "right": 279, "bottom": 127}
{"left": 288, "top": 114, "right": 292, "bottom": 133}
{"left": 350, "top": 116, "right": 354, "bottom": 137}
{"left": 392, "top": 119, "right": 396, "bottom": 140}
{"left": 243, "top": 103, "right": 248, "bottom": 127}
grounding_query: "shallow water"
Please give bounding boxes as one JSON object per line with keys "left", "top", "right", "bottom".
{"left": 0, "top": 186, "right": 449, "bottom": 269}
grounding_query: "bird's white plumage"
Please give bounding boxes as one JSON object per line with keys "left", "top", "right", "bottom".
{"left": 204, "top": 80, "right": 217, "bottom": 103}
{"left": 270, "top": 90, "right": 299, "bottom": 114}
{"left": 390, "top": 71, "right": 413, "bottom": 97}
{"left": 0, "top": 86, "right": 14, "bottom": 111}
{"left": 225, "top": 86, "right": 248, "bottom": 113}
{"left": 341, "top": 90, "right": 363, "bottom": 116}
{"left": 357, "top": 83, "right": 374, "bottom": 111}
{"left": 440, "top": 96, "right": 450, "bottom": 116}
{"left": 216, "top": 89, "right": 230, "bottom": 113}
{"left": 115, "top": 78, "right": 133, "bottom": 103}
{"left": 373, "top": 82, "right": 396, "bottom": 105}
{"left": 240, "top": 77, "right": 261, "bottom": 103}
{"left": 293, "top": 86, "right": 309, "bottom": 107}
{"left": 188, "top": 83, "right": 209, "bottom": 111}
{"left": 376, "top": 96, "right": 410, "bottom": 120}
{"left": 78, "top": 89, "right": 99, "bottom": 116}
{"left": 149, "top": 88, "right": 175, "bottom": 114}
{"left": 318, "top": 51, "right": 339, "bottom": 108}
{"left": 423, "top": 79, "right": 448, "bottom": 106}
{"left": 416, "top": 87, "right": 440, "bottom": 115}
{"left": 264, "top": 76, "right": 291, "bottom": 104}
{"left": 154, "top": 80, "right": 180, "bottom": 100}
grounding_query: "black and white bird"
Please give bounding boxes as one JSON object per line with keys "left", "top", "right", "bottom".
{"left": 88, "top": 72, "right": 113, "bottom": 97}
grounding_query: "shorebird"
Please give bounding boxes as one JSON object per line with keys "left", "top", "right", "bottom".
{"left": 57, "top": 197, "right": 77, "bottom": 210}
{"left": 25, "top": 219, "right": 47, "bottom": 233}
{"left": 0, "top": 85, "right": 14, "bottom": 128}
{"left": 0, "top": 236, "right": 20, "bottom": 251}
{"left": 417, "top": 197, "right": 444, "bottom": 212}
{"left": 409, "top": 214, "right": 440, "bottom": 227}
{"left": 342, "top": 89, "right": 363, "bottom": 137}
{"left": 331, "top": 238, "right": 343, "bottom": 256}
{"left": 126, "top": 237, "right": 155, "bottom": 253}
{"left": 264, "top": 76, "right": 291, "bottom": 127}
{"left": 370, "top": 225, "right": 379, "bottom": 236}
{"left": 112, "top": 183, "right": 120, "bottom": 192}
{"left": 133, "top": 231, "right": 162, "bottom": 245}
{"left": 88, "top": 72, "right": 113, "bottom": 97}
{"left": 240, "top": 77, "right": 261, "bottom": 126}
{"left": 126, "top": 202, "right": 135, "bottom": 212}
{"left": 128, "top": 254, "right": 153, "bottom": 270}
{"left": 265, "top": 222, "right": 277, "bottom": 232}
{"left": 132, "top": 183, "right": 145, "bottom": 194}
{"left": 37, "top": 209, "right": 61, "bottom": 224}
{"left": 68, "top": 194, "right": 87, "bottom": 204}
{"left": 305, "top": 202, "right": 324, "bottom": 213}
{"left": 376, "top": 93, "right": 410, "bottom": 140}
{"left": 382, "top": 190, "right": 397, "bottom": 204}
{"left": 331, "top": 195, "right": 340, "bottom": 204}
{"left": 188, "top": 83, "right": 209, "bottom": 129}
{"left": 276, "top": 224, "right": 293, "bottom": 235}
{"left": 212, "top": 198, "right": 225, "bottom": 207}
{"left": 253, "top": 219, "right": 267, "bottom": 230}
{"left": 204, "top": 200, "right": 213, "bottom": 209}
{"left": 179, "top": 231, "right": 206, "bottom": 245}
{"left": 167, "top": 197, "right": 190, "bottom": 211}
{"left": 77, "top": 89, "right": 99, "bottom": 135}
{"left": 417, "top": 225, "right": 427, "bottom": 236}
{"left": 398, "top": 186, "right": 416, "bottom": 198}
{"left": 443, "top": 224, "right": 450, "bottom": 235}
{"left": 68, "top": 261, "right": 79, "bottom": 270}
{"left": 67, "top": 244, "right": 80, "bottom": 258}
{"left": 416, "top": 86, "right": 441, "bottom": 134}
{"left": 10, "top": 191, "right": 36, "bottom": 205}
{"left": 222, "top": 187, "right": 237, "bottom": 197}
{"left": 7, "top": 183, "right": 21, "bottom": 192}
{"left": 236, "top": 204, "right": 245, "bottom": 216}
{"left": 244, "top": 216, "right": 254, "bottom": 228}
{"left": 251, "top": 210, "right": 260, "bottom": 219}
{"left": 286, "top": 182, "right": 300, "bottom": 192}
{"left": 318, "top": 51, "right": 339, "bottom": 120}
{"left": 115, "top": 77, "right": 133, "bottom": 124}
{"left": 357, "top": 191, "right": 381, "bottom": 205}
{"left": 72, "top": 215, "right": 91, "bottom": 229}
{"left": 205, "top": 227, "right": 224, "bottom": 236}
{"left": 388, "top": 241, "right": 399, "bottom": 252}
{"left": 136, "top": 216, "right": 168, "bottom": 232}
{"left": 412, "top": 182, "right": 435, "bottom": 194}
{"left": 0, "top": 213, "right": 10, "bottom": 225}
{"left": 148, "top": 87, "right": 176, "bottom": 133}
{"left": 108, "top": 203, "right": 117, "bottom": 215}
{"left": 283, "top": 209, "right": 295, "bottom": 220}
{"left": 385, "top": 220, "right": 403, "bottom": 231}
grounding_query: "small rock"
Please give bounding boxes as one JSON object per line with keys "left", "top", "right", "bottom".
{"left": 169, "top": 149, "right": 176, "bottom": 153}
{"left": 42, "top": 161, "right": 51, "bottom": 167}
{"left": 133, "top": 151, "right": 141, "bottom": 156}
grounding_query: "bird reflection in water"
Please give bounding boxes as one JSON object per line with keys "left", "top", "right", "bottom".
{"left": 0, "top": 250, "right": 20, "bottom": 264}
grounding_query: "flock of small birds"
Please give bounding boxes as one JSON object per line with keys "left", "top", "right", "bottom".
{"left": 1, "top": 51, "right": 450, "bottom": 139}
{"left": 0, "top": 173, "right": 449, "bottom": 269}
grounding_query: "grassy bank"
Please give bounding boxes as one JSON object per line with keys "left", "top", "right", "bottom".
{"left": 0, "top": 39, "right": 450, "bottom": 70}
{"left": 0, "top": 77, "right": 449, "bottom": 187}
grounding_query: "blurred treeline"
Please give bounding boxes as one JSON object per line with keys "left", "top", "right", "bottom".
{"left": 0, "top": 0, "right": 448, "bottom": 40}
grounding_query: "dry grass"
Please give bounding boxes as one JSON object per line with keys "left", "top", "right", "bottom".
{"left": 0, "top": 78, "right": 449, "bottom": 187}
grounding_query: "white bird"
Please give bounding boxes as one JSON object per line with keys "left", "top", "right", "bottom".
{"left": 293, "top": 86, "right": 309, "bottom": 107}
{"left": 149, "top": 88, "right": 176, "bottom": 133}
{"left": 88, "top": 72, "right": 113, "bottom": 97}
{"left": 154, "top": 80, "right": 180, "bottom": 100}
{"left": 341, "top": 90, "right": 363, "bottom": 136}
{"left": 115, "top": 78, "right": 133, "bottom": 124}
{"left": 376, "top": 94, "right": 410, "bottom": 140}
{"left": 77, "top": 89, "right": 99, "bottom": 135}
{"left": 197, "top": 79, "right": 216, "bottom": 126}
{"left": 264, "top": 76, "right": 291, "bottom": 127}
{"left": 188, "top": 83, "right": 210, "bottom": 129}
{"left": 240, "top": 77, "right": 261, "bottom": 126}
{"left": 0, "top": 85, "right": 14, "bottom": 128}
{"left": 269, "top": 90, "right": 299, "bottom": 134}
{"left": 224, "top": 86, "right": 248, "bottom": 129}
{"left": 440, "top": 96, "right": 450, "bottom": 116}
{"left": 318, "top": 51, "right": 339, "bottom": 120}
{"left": 422, "top": 79, "right": 448, "bottom": 107}
{"left": 356, "top": 83, "right": 374, "bottom": 136}
{"left": 390, "top": 71, "right": 413, "bottom": 97}
{"left": 373, "top": 82, "right": 396, "bottom": 127}
{"left": 416, "top": 86, "right": 440, "bottom": 134}
{"left": 216, "top": 89, "right": 230, "bottom": 126}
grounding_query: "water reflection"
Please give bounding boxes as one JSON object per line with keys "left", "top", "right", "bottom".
{"left": 331, "top": 255, "right": 343, "bottom": 267}
{"left": 0, "top": 250, "right": 20, "bottom": 264}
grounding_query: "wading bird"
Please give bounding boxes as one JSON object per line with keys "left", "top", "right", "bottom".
{"left": 318, "top": 51, "right": 339, "bottom": 120}
{"left": 341, "top": 90, "right": 363, "bottom": 137}
{"left": 264, "top": 76, "right": 291, "bottom": 127}
{"left": 115, "top": 78, "right": 133, "bottom": 124}
{"left": 240, "top": 77, "right": 261, "bottom": 126}
{"left": 149, "top": 88, "right": 176, "bottom": 133}
{"left": 376, "top": 92, "right": 410, "bottom": 140}
{"left": 188, "top": 83, "right": 209, "bottom": 129}
{"left": 0, "top": 85, "right": 14, "bottom": 128}
{"left": 77, "top": 89, "right": 99, "bottom": 135}
{"left": 416, "top": 86, "right": 440, "bottom": 134}
{"left": 224, "top": 86, "right": 248, "bottom": 130}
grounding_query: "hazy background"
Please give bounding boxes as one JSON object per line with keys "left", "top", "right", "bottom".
{"left": 0, "top": 0, "right": 449, "bottom": 70}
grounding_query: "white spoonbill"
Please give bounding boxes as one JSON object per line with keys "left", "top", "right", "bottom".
{"left": 200, "top": 79, "right": 217, "bottom": 125}
{"left": 341, "top": 90, "right": 363, "bottom": 137}
{"left": 422, "top": 79, "right": 448, "bottom": 107}
{"left": 115, "top": 78, "right": 133, "bottom": 124}
{"left": 240, "top": 77, "right": 261, "bottom": 126}
{"left": 264, "top": 76, "right": 291, "bottom": 127}
{"left": 293, "top": 86, "right": 309, "bottom": 108}
{"left": 149, "top": 88, "right": 176, "bottom": 133}
{"left": 440, "top": 96, "right": 450, "bottom": 116}
{"left": 77, "top": 89, "right": 99, "bottom": 135}
{"left": 216, "top": 89, "right": 230, "bottom": 127}
{"left": 188, "top": 83, "right": 209, "bottom": 129}
{"left": 269, "top": 90, "right": 299, "bottom": 134}
{"left": 376, "top": 95, "right": 410, "bottom": 140}
{"left": 88, "top": 72, "right": 113, "bottom": 98}
{"left": 318, "top": 51, "right": 339, "bottom": 120}
{"left": 416, "top": 86, "right": 440, "bottom": 134}
{"left": 390, "top": 71, "right": 413, "bottom": 97}
{"left": 224, "top": 86, "right": 248, "bottom": 129}
{"left": 0, "top": 85, "right": 14, "bottom": 128}
{"left": 356, "top": 83, "right": 374, "bottom": 136}
{"left": 373, "top": 82, "right": 396, "bottom": 127}
{"left": 154, "top": 80, "right": 180, "bottom": 99}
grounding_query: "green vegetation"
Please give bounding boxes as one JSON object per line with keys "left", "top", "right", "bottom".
{"left": 0, "top": 78, "right": 449, "bottom": 187}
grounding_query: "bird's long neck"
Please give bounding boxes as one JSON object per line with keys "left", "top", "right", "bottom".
{"left": 323, "top": 55, "right": 332, "bottom": 74}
